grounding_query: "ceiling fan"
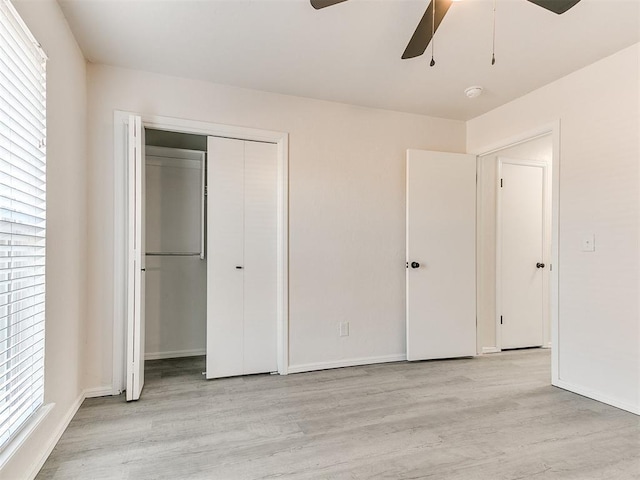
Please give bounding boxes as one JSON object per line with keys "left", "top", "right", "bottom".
{"left": 310, "top": 0, "right": 581, "bottom": 59}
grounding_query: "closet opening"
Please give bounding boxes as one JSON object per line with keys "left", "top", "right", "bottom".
{"left": 114, "top": 112, "right": 290, "bottom": 400}
{"left": 144, "top": 128, "right": 208, "bottom": 380}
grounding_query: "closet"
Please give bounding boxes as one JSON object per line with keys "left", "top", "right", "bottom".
{"left": 126, "top": 123, "right": 280, "bottom": 398}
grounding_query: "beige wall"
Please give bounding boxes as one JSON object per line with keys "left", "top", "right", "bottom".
{"left": 468, "top": 43, "right": 640, "bottom": 413}
{"left": 477, "top": 136, "right": 553, "bottom": 353}
{"left": 85, "top": 64, "right": 467, "bottom": 388}
{"left": 2, "top": 1, "right": 87, "bottom": 479}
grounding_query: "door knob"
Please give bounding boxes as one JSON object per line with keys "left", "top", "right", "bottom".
{"left": 536, "top": 262, "right": 545, "bottom": 269}
{"left": 411, "top": 262, "right": 420, "bottom": 269}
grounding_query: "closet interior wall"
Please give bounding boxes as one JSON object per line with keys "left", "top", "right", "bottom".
{"left": 144, "top": 129, "right": 207, "bottom": 360}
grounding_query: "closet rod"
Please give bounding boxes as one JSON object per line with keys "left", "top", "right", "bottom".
{"left": 146, "top": 252, "right": 202, "bottom": 257}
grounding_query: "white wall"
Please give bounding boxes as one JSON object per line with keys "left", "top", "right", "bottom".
{"left": 1, "top": 1, "right": 88, "bottom": 479}
{"left": 477, "top": 136, "right": 553, "bottom": 353}
{"left": 84, "top": 64, "right": 466, "bottom": 388}
{"left": 468, "top": 43, "right": 640, "bottom": 414}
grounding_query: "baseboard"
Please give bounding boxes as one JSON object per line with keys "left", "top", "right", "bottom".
{"left": 144, "top": 348, "right": 205, "bottom": 361}
{"left": 84, "top": 386, "right": 113, "bottom": 398}
{"left": 26, "top": 391, "right": 85, "bottom": 480}
{"left": 481, "top": 346, "right": 501, "bottom": 354}
{"left": 287, "top": 354, "right": 406, "bottom": 374}
{"left": 553, "top": 379, "right": 640, "bottom": 416}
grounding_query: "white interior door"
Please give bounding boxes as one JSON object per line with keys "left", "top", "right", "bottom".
{"left": 126, "top": 115, "right": 146, "bottom": 401}
{"left": 206, "top": 137, "right": 278, "bottom": 379}
{"left": 498, "top": 159, "right": 545, "bottom": 349}
{"left": 406, "top": 150, "right": 476, "bottom": 361}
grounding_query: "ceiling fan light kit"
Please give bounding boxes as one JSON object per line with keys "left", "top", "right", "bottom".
{"left": 310, "top": 0, "right": 582, "bottom": 62}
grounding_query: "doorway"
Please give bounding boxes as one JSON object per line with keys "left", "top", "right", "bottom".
{"left": 112, "top": 112, "right": 290, "bottom": 398}
{"left": 145, "top": 131, "right": 207, "bottom": 356}
{"left": 476, "top": 132, "right": 554, "bottom": 355}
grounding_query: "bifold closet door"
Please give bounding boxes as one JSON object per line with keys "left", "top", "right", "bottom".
{"left": 206, "top": 137, "right": 278, "bottom": 379}
{"left": 126, "top": 115, "right": 146, "bottom": 401}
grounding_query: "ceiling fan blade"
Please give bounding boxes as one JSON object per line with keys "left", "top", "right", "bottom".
{"left": 310, "top": 0, "right": 349, "bottom": 10}
{"left": 526, "top": 0, "right": 581, "bottom": 14}
{"left": 402, "top": 0, "right": 453, "bottom": 59}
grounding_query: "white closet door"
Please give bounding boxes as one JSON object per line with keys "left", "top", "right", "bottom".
{"left": 243, "top": 141, "right": 278, "bottom": 375}
{"left": 126, "top": 115, "right": 146, "bottom": 401}
{"left": 207, "top": 137, "right": 245, "bottom": 379}
{"left": 207, "top": 137, "right": 278, "bottom": 379}
{"left": 406, "top": 150, "right": 476, "bottom": 361}
{"left": 499, "top": 160, "right": 545, "bottom": 349}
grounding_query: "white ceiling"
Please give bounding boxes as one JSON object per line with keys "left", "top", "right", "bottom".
{"left": 58, "top": 0, "right": 639, "bottom": 121}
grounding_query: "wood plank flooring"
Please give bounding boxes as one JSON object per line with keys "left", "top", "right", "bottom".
{"left": 35, "top": 350, "right": 640, "bottom": 479}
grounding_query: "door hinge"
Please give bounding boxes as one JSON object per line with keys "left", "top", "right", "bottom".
{"left": 204, "top": 186, "right": 208, "bottom": 196}
{"left": 500, "top": 315, "right": 503, "bottom": 325}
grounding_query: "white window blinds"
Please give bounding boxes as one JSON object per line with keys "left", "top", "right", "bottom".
{"left": 0, "top": 0, "right": 47, "bottom": 450}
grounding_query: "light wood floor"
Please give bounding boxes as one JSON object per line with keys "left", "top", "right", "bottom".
{"left": 36, "top": 349, "right": 639, "bottom": 479}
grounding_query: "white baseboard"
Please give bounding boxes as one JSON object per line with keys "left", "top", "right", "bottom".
{"left": 84, "top": 386, "right": 113, "bottom": 398}
{"left": 287, "top": 353, "right": 406, "bottom": 374}
{"left": 481, "top": 347, "right": 501, "bottom": 354}
{"left": 144, "top": 348, "right": 206, "bottom": 361}
{"left": 553, "top": 379, "right": 640, "bottom": 416}
{"left": 26, "top": 391, "right": 85, "bottom": 480}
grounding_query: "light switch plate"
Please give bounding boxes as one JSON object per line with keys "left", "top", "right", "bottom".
{"left": 581, "top": 234, "right": 595, "bottom": 252}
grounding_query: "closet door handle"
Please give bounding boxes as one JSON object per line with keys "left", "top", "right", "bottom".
{"left": 235, "top": 266, "right": 243, "bottom": 269}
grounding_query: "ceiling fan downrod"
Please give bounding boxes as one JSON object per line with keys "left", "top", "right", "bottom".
{"left": 430, "top": 0, "right": 436, "bottom": 66}
{"left": 491, "top": 0, "right": 497, "bottom": 65}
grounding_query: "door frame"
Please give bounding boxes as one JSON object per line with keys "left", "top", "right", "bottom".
{"left": 112, "top": 111, "right": 290, "bottom": 394}
{"left": 472, "top": 120, "right": 560, "bottom": 385}
{"left": 495, "top": 157, "right": 549, "bottom": 351}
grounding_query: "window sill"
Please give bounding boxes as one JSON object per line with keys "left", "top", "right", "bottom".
{"left": 0, "top": 403, "right": 54, "bottom": 471}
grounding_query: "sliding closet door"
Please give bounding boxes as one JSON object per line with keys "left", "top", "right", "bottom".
{"left": 206, "top": 137, "right": 278, "bottom": 379}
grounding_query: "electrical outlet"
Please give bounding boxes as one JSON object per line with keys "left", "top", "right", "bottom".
{"left": 581, "top": 234, "right": 595, "bottom": 252}
{"left": 338, "top": 321, "right": 349, "bottom": 337}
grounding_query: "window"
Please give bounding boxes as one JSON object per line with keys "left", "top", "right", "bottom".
{"left": 0, "top": 0, "right": 47, "bottom": 450}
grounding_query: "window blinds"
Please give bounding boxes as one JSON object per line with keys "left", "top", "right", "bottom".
{"left": 0, "top": 0, "right": 47, "bottom": 450}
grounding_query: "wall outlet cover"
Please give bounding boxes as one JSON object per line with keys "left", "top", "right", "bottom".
{"left": 581, "top": 234, "right": 595, "bottom": 252}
